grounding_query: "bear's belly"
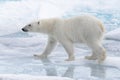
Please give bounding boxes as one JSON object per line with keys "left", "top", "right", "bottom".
{"left": 66, "top": 33, "right": 85, "bottom": 43}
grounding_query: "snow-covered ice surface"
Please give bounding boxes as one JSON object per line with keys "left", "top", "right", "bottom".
{"left": 105, "top": 28, "right": 120, "bottom": 41}
{"left": 0, "top": 0, "right": 120, "bottom": 80}
{"left": 0, "top": 74, "right": 73, "bottom": 80}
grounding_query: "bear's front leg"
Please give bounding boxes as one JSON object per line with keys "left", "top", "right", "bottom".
{"left": 34, "top": 36, "right": 57, "bottom": 59}
{"left": 60, "top": 40, "right": 75, "bottom": 61}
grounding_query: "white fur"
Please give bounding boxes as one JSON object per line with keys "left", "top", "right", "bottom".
{"left": 23, "top": 15, "right": 106, "bottom": 63}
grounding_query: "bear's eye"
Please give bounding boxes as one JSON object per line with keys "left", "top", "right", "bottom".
{"left": 28, "top": 24, "right": 31, "bottom": 26}
{"left": 38, "top": 21, "right": 40, "bottom": 24}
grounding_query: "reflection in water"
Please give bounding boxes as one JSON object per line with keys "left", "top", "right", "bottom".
{"left": 40, "top": 58, "right": 106, "bottom": 79}
{"left": 40, "top": 58, "right": 57, "bottom": 76}
{"left": 85, "top": 63, "right": 106, "bottom": 79}
{"left": 40, "top": 58, "right": 120, "bottom": 79}
{"left": 40, "top": 58, "right": 75, "bottom": 78}
{"left": 62, "top": 66, "right": 75, "bottom": 78}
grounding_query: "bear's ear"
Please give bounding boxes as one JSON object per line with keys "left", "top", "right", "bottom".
{"left": 38, "top": 21, "right": 40, "bottom": 24}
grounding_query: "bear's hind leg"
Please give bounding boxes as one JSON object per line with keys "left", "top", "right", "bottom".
{"left": 85, "top": 52, "right": 97, "bottom": 60}
{"left": 86, "top": 42, "right": 106, "bottom": 63}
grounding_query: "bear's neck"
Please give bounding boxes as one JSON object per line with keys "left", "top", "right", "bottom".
{"left": 39, "top": 18, "right": 59, "bottom": 34}
{"left": 40, "top": 25, "right": 54, "bottom": 35}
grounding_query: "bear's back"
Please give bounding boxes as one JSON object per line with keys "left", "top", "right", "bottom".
{"left": 60, "top": 15, "right": 104, "bottom": 43}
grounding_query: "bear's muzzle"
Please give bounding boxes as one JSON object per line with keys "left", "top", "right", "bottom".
{"left": 22, "top": 28, "right": 28, "bottom": 32}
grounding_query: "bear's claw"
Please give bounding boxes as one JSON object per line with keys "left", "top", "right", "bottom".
{"left": 98, "top": 52, "right": 106, "bottom": 63}
{"left": 85, "top": 55, "right": 97, "bottom": 60}
{"left": 34, "top": 54, "right": 47, "bottom": 59}
{"left": 65, "top": 57, "right": 75, "bottom": 61}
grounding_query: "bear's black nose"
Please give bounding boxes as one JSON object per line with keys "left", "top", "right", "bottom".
{"left": 22, "top": 28, "right": 28, "bottom": 32}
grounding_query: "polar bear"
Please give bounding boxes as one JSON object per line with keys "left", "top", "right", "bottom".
{"left": 22, "top": 15, "right": 106, "bottom": 63}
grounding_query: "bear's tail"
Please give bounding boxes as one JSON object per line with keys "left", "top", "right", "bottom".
{"left": 98, "top": 21, "right": 105, "bottom": 33}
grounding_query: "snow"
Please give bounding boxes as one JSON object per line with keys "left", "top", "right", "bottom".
{"left": 0, "top": 0, "right": 41, "bottom": 36}
{"left": 105, "top": 28, "right": 120, "bottom": 41}
{"left": 0, "top": 74, "right": 73, "bottom": 80}
{"left": 0, "top": 0, "right": 120, "bottom": 80}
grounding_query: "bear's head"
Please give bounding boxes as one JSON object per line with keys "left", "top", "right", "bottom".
{"left": 22, "top": 18, "right": 57, "bottom": 34}
{"left": 22, "top": 21, "right": 40, "bottom": 32}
